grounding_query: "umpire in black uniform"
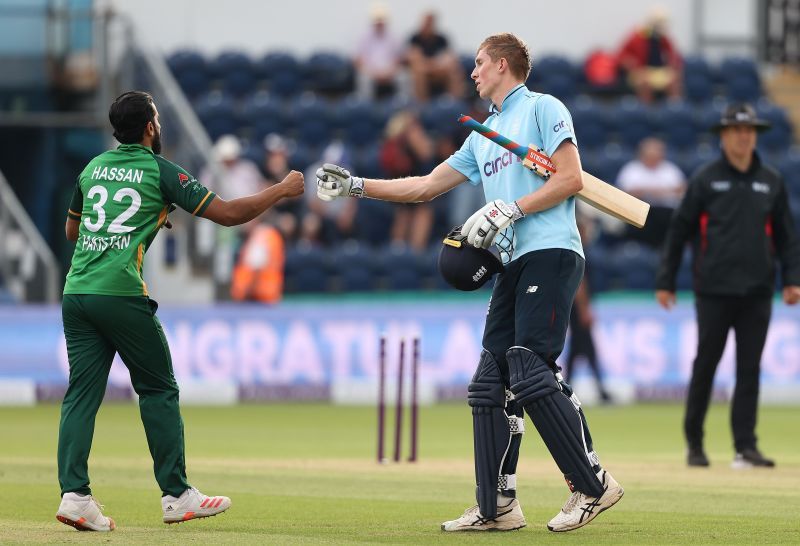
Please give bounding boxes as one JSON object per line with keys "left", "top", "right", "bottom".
{"left": 655, "top": 103, "right": 800, "bottom": 468}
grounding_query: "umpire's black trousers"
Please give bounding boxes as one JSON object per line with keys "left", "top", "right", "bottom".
{"left": 684, "top": 294, "right": 772, "bottom": 452}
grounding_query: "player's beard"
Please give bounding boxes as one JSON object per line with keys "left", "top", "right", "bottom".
{"left": 152, "top": 129, "right": 162, "bottom": 155}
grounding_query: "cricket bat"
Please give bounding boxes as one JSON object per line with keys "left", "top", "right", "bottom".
{"left": 458, "top": 115, "right": 650, "bottom": 228}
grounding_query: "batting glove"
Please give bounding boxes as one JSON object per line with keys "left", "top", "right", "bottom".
{"left": 462, "top": 199, "right": 525, "bottom": 249}
{"left": 316, "top": 163, "right": 365, "bottom": 201}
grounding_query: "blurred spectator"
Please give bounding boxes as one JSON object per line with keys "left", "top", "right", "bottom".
{"left": 380, "top": 111, "right": 436, "bottom": 251}
{"left": 201, "top": 135, "right": 266, "bottom": 200}
{"left": 262, "top": 134, "right": 302, "bottom": 242}
{"left": 617, "top": 7, "right": 682, "bottom": 104}
{"left": 230, "top": 221, "right": 285, "bottom": 304}
{"left": 303, "top": 140, "right": 358, "bottom": 245}
{"left": 354, "top": 3, "right": 404, "bottom": 100}
{"left": 407, "top": 11, "right": 465, "bottom": 101}
{"left": 616, "top": 137, "right": 686, "bottom": 246}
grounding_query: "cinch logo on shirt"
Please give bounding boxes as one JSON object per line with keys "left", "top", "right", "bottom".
{"left": 483, "top": 150, "right": 522, "bottom": 177}
{"left": 553, "top": 120, "right": 567, "bottom": 132}
{"left": 91, "top": 166, "right": 143, "bottom": 184}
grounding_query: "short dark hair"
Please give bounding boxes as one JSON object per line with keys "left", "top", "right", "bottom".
{"left": 109, "top": 91, "right": 156, "bottom": 144}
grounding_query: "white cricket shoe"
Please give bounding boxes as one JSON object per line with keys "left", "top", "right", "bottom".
{"left": 441, "top": 498, "right": 526, "bottom": 531}
{"left": 56, "top": 492, "right": 115, "bottom": 532}
{"left": 547, "top": 469, "right": 623, "bottom": 532}
{"left": 162, "top": 487, "right": 231, "bottom": 524}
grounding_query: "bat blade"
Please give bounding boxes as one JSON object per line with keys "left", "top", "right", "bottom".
{"left": 521, "top": 153, "right": 650, "bottom": 228}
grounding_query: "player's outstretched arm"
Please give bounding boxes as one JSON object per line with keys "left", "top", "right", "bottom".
{"left": 203, "top": 170, "right": 304, "bottom": 227}
{"left": 316, "top": 162, "right": 465, "bottom": 203}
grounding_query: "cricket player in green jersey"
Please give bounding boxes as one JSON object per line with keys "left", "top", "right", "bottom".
{"left": 56, "top": 91, "right": 304, "bottom": 531}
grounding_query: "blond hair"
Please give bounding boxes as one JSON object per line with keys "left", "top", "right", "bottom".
{"left": 478, "top": 33, "right": 531, "bottom": 81}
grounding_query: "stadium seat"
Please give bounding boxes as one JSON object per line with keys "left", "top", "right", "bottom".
{"left": 194, "top": 91, "right": 239, "bottom": 140}
{"left": 528, "top": 55, "right": 577, "bottom": 88}
{"left": 654, "top": 101, "right": 699, "bottom": 151}
{"left": 776, "top": 150, "right": 800, "bottom": 194}
{"left": 331, "top": 241, "right": 378, "bottom": 292}
{"left": 284, "top": 245, "right": 332, "bottom": 293}
{"left": 256, "top": 51, "right": 303, "bottom": 98}
{"left": 419, "top": 95, "right": 468, "bottom": 136}
{"left": 354, "top": 199, "right": 394, "bottom": 245}
{"left": 167, "top": 50, "right": 209, "bottom": 99}
{"left": 351, "top": 142, "right": 384, "bottom": 179}
{"left": 240, "top": 92, "right": 289, "bottom": 141}
{"left": 613, "top": 99, "right": 655, "bottom": 148}
{"left": 376, "top": 244, "right": 425, "bottom": 291}
{"left": 726, "top": 76, "right": 762, "bottom": 102}
{"left": 335, "top": 97, "right": 384, "bottom": 148}
{"left": 290, "top": 94, "right": 334, "bottom": 147}
{"left": 756, "top": 101, "right": 794, "bottom": 153}
{"left": 304, "top": 51, "right": 355, "bottom": 97}
{"left": 570, "top": 97, "right": 609, "bottom": 149}
{"left": 208, "top": 50, "right": 256, "bottom": 97}
{"left": 539, "top": 74, "right": 577, "bottom": 103}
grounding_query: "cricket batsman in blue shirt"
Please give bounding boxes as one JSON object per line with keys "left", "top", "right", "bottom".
{"left": 317, "top": 32, "right": 623, "bottom": 532}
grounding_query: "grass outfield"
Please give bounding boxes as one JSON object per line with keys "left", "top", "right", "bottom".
{"left": 1, "top": 403, "right": 799, "bottom": 544}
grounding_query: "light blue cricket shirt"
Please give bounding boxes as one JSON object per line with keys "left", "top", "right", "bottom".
{"left": 446, "top": 84, "right": 583, "bottom": 260}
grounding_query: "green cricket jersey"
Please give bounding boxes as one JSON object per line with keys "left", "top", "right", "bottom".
{"left": 64, "top": 143, "right": 216, "bottom": 296}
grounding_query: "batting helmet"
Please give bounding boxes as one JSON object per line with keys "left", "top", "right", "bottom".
{"left": 438, "top": 226, "right": 504, "bottom": 291}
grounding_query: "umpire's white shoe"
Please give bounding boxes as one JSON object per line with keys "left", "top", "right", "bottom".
{"left": 441, "top": 498, "right": 526, "bottom": 531}
{"left": 162, "top": 487, "right": 231, "bottom": 524}
{"left": 56, "top": 492, "right": 115, "bottom": 532}
{"left": 547, "top": 470, "right": 623, "bottom": 532}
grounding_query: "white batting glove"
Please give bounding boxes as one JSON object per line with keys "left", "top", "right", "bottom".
{"left": 462, "top": 199, "right": 525, "bottom": 249}
{"left": 316, "top": 163, "right": 365, "bottom": 201}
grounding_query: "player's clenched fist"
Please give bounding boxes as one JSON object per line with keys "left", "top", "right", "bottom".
{"left": 279, "top": 170, "right": 305, "bottom": 198}
{"left": 316, "top": 163, "right": 365, "bottom": 201}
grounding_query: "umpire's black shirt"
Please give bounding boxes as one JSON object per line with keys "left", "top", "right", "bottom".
{"left": 656, "top": 151, "right": 800, "bottom": 296}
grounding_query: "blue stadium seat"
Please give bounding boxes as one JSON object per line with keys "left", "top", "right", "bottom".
{"left": 677, "top": 145, "right": 718, "bottom": 177}
{"left": 331, "top": 241, "right": 377, "bottom": 292}
{"left": 256, "top": 51, "right": 303, "bottom": 98}
{"left": 194, "top": 91, "right": 239, "bottom": 140}
{"left": 352, "top": 142, "right": 384, "bottom": 179}
{"left": 684, "top": 74, "right": 714, "bottom": 104}
{"left": 208, "top": 50, "right": 256, "bottom": 97}
{"left": 613, "top": 99, "right": 655, "bottom": 148}
{"left": 683, "top": 55, "right": 713, "bottom": 81}
{"left": 776, "top": 151, "right": 800, "bottom": 195}
{"left": 420, "top": 96, "right": 468, "bottom": 136}
{"left": 528, "top": 55, "right": 577, "bottom": 88}
{"left": 284, "top": 245, "right": 332, "bottom": 293}
{"left": 719, "top": 57, "right": 759, "bottom": 84}
{"left": 335, "top": 97, "right": 384, "bottom": 147}
{"left": 354, "top": 199, "right": 394, "bottom": 245}
{"left": 654, "top": 101, "right": 699, "bottom": 151}
{"left": 304, "top": 51, "right": 355, "bottom": 96}
{"left": 167, "top": 50, "right": 209, "bottom": 99}
{"left": 539, "top": 74, "right": 577, "bottom": 102}
{"left": 756, "top": 101, "right": 794, "bottom": 153}
{"left": 377, "top": 245, "right": 425, "bottom": 291}
{"left": 726, "top": 76, "right": 762, "bottom": 102}
{"left": 570, "top": 97, "right": 609, "bottom": 149}
{"left": 240, "top": 92, "right": 288, "bottom": 141}
{"left": 290, "top": 94, "right": 334, "bottom": 147}
{"left": 610, "top": 242, "right": 659, "bottom": 290}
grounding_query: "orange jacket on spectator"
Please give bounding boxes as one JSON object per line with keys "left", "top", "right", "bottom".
{"left": 231, "top": 224, "right": 284, "bottom": 303}
{"left": 618, "top": 28, "right": 682, "bottom": 70}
